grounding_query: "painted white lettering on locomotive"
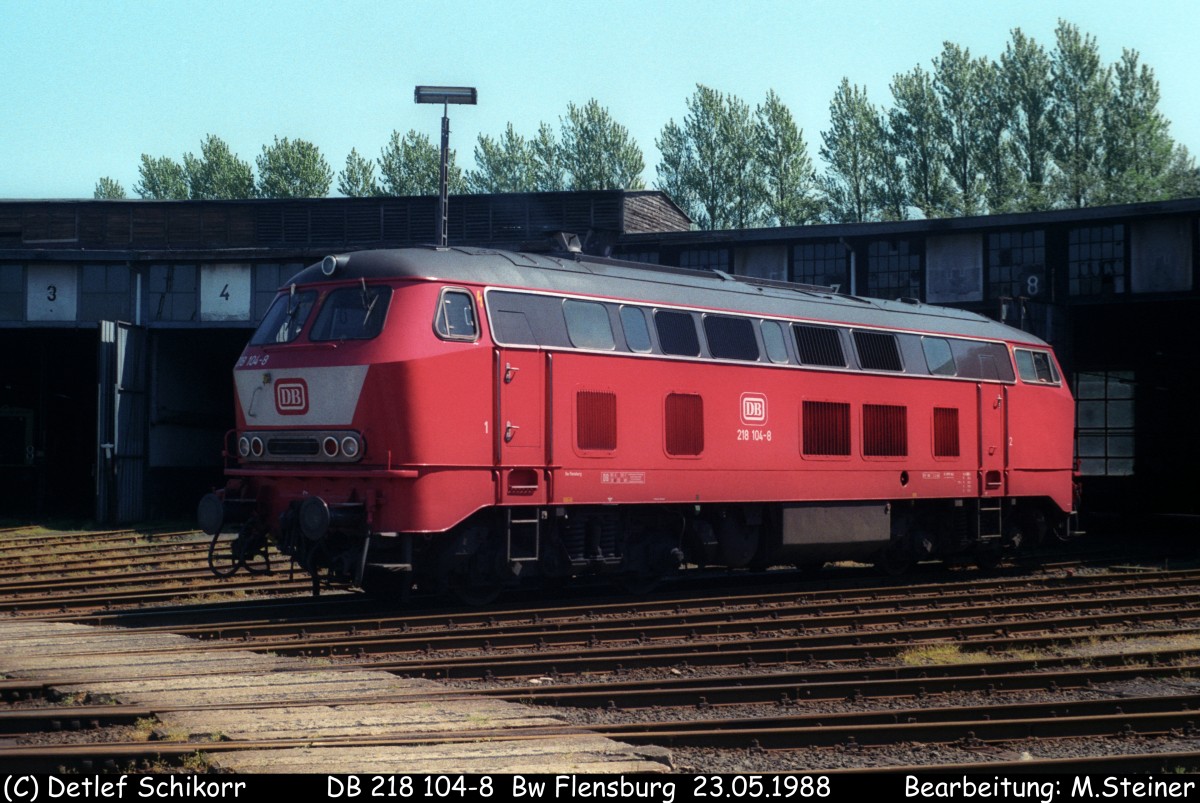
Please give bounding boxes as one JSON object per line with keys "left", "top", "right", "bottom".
{"left": 600, "top": 472, "right": 646, "bottom": 484}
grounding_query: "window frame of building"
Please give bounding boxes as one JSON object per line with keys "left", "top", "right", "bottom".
{"left": 1068, "top": 224, "right": 1126, "bottom": 297}
{"left": 1073, "top": 370, "right": 1134, "bottom": 476}
{"left": 792, "top": 242, "right": 848, "bottom": 290}
{"left": 866, "top": 239, "right": 922, "bottom": 300}
{"left": 986, "top": 230, "right": 1046, "bottom": 302}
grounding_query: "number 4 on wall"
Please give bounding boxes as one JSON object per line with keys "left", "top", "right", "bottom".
{"left": 220, "top": 283, "right": 231, "bottom": 301}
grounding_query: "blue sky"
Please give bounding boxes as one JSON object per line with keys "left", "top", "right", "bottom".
{"left": 3, "top": 0, "right": 1197, "bottom": 199}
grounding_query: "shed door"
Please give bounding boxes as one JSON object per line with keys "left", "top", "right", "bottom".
{"left": 97, "top": 322, "right": 147, "bottom": 523}
{"left": 977, "top": 383, "right": 1007, "bottom": 496}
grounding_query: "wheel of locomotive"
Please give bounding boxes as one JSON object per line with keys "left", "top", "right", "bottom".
{"left": 616, "top": 566, "right": 663, "bottom": 597}
{"left": 446, "top": 527, "right": 506, "bottom": 607}
{"left": 715, "top": 512, "right": 759, "bottom": 569}
{"left": 361, "top": 565, "right": 413, "bottom": 605}
{"left": 617, "top": 531, "right": 682, "bottom": 597}
{"left": 875, "top": 536, "right": 915, "bottom": 576}
{"left": 975, "top": 539, "right": 1004, "bottom": 570}
{"left": 1012, "top": 504, "right": 1050, "bottom": 565}
{"left": 449, "top": 576, "right": 502, "bottom": 607}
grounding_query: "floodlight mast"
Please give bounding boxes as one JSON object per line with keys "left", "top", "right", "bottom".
{"left": 415, "top": 85, "right": 477, "bottom": 247}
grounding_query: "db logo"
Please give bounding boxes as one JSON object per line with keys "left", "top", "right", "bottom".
{"left": 740, "top": 392, "right": 767, "bottom": 425}
{"left": 275, "top": 379, "right": 308, "bottom": 415}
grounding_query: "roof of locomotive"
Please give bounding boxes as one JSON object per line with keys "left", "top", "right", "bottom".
{"left": 289, "top": 246, "right": 1049, "bottom": 347}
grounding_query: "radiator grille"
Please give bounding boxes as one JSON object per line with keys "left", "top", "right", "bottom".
{"left": 576, "top": 391, "right": 617, "bottom": 451}
{"left": 665, "top": 393, "right": 704, "bottom": 456}
{"left": 933, "top": 407, "right": 960, "bottom": 457}
{"left": 863, "top": 404, "right": 908, "bottom": 457}
{"left": 802, "top": 401, "right": 851, "bottom": 456}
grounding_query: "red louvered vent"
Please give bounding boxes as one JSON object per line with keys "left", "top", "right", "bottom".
{"left": 802, "top": 401, "right": 851, "bottom": 456}
{"left": 933, "top": 407, "right": 960, "bottom": 458}
{"left": 863, "top": 404, "right": 908, "bottom": 457}
{"left": 576, "top": 391, "right": 617, "bottom": 451}
{"left": 665, "top": 393, "right": 704, "bottom": 456}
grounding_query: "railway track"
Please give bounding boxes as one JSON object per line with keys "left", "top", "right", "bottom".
{"left": 3, "top": 523, "right": 1200, "bottom": 772}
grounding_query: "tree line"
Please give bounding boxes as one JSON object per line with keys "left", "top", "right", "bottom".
{"left": 95, "top": 20, "right": 1199, "bottom": 228}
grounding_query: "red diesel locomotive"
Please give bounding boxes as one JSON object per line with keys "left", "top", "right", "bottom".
{"left": 198, "top": 245, "right": 1077, "bottom": 601}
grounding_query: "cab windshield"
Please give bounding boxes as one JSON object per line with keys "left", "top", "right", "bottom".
{"left": 250, "top": 288, "right": 317, "bottom": 345}
{"left": 309, "top": 285, "right": 393, "bottom": 341}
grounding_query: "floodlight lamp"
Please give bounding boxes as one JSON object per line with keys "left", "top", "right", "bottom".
{"left": 414, "top": 85, "right": 477, "bottom": 105}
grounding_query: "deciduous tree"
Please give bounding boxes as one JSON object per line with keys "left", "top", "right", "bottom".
{"left": 1101, "top": 49, "right": 1174, "bottom": 202}
{"left": 337, "top": 148, "right": 379, "bottom": 197}
{"left": 1050, "top": 20, "right": 1109, "bottom": 208}
{"left": 888, "top": 65, "right": 953, "bottom": 218}
{"left": 377, "top": 130, "right": 464, "bottom": 196}
{"left": 93, "top": 177, "right": 126, "bottom": 199}
{"left": 466, "top": 123, "right": 535, "bottom": 193}
{"left": 183, "top": 135, "right": 256, "bottom": 199}
{"left": 256, "top": 137, "right": 333, "bottom": 198}
{"left": 933, "top": 44, "right": 988, "bottom": 215}
{"left": 820, "top": 79, "right": 884, "bottom": 223}
{"left": 755, "top": 90, "right": 820, "bottom": 226}
{"left": 1000, "top": 28, "right": 1055, "bottom": 210}
{"left": 559, "top": 99, "right": 645, "bottom": 191}
{"left": 133, "top": 154, "right": 189, "bottom": 200}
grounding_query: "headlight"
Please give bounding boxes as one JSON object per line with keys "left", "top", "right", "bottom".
{"left": 340, "top": 436, "right": 360, "bottom": 459}
{"left": 237, "top": 436, "right": 251, "bottom": 458}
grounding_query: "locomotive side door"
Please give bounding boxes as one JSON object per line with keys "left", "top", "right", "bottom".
{"left": 977, "top": 382, "right": 1008, "bottom": 496}
{"left": 495, "top": 348, "right": 547, "bottom": 501}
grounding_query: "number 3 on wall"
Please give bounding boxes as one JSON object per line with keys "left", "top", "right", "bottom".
{"left": 47, "top": 285, "right": 57, "bottom": 302}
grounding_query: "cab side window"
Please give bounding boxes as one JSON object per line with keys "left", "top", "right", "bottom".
{"left": 435, "top": 289, "right": 478, "bottom": 341}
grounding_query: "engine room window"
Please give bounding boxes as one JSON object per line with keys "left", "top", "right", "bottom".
{"left": 761, "top": 320, "right": 790, "bottom": 364}
{"left": 564, "top": 299, "right": 615, "bottom": 350}
{"left": 703, "top": 315, "right": 759, "bottom": 361}
{"left": 953, "top": 340, "right": 1016, "bottom": 381}
{"left": 250, "top": 289, "right": 316, "bottom": 345}
{"left": 309, "top": 285, "right": 392, "bottom": 341}
{"left": 654, "top": 310, "right": 701, "bottom": 357}
{"left": 922, "top": 337, "right": 956, "bottom": 376}
{"left": 854, "top": 330, "right": 903, "bottom": 372}
{"left": 434, "top": 289, "right": 478, "bottom": 341}
{"left": 620, "top": 306, "right": 652, "bottom": 353}
{"left": 793, "top": 324, "right": 845, "bottom": 367}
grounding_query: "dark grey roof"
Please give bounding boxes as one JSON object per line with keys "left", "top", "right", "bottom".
{"left": 292, "top": 246, "right": 1048, "bottom": 347}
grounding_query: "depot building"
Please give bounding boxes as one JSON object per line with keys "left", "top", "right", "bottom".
{"left": 0, "top": 192, "right": 1196, "bottom": 527}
